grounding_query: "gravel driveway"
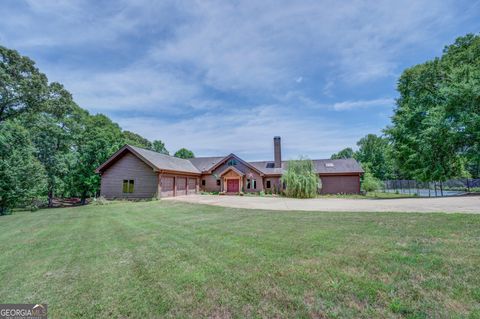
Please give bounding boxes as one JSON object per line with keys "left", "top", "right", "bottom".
{"left": 165, "top": 194, "right": 480, "bottom": 213}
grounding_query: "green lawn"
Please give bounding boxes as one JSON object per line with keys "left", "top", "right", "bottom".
{"left": 1, "top": 201, "right": 479, "bottom": 318}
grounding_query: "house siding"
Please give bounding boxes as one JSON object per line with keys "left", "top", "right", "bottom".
{"left": 201, "top": 174, "right": 221, "bottom": 192}
{"left": 100, "top": 152, "right": 157, "bottom": 199}
{"left": 320, "top": 174, "right": 360, "bottom": 194}
{"left": 264, "top": 177, "right": 282, "bottom": 193}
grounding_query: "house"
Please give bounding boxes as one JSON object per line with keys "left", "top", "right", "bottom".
{"left": 95, "top": 137, "right": 364, "bottom": 198}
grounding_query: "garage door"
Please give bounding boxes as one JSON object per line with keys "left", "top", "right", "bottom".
{"left": 320, "top": 175, "right": 360, "bottom": 194}
{"left": 176, "top": 177, "right": 187, "bottom": 195}
{"left": 161, "top": 177, "right": 174, "bottom": 197}
{"left": 188, "top": 178, "right": 196, "bottom": 194}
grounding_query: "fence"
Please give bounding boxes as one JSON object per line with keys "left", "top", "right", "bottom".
{"left": 383, "top": 178, "right": 480, "bottom": 197}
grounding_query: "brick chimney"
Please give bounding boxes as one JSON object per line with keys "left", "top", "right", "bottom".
{"left": 274, "top": 136, "right": 282, "bottom": 168}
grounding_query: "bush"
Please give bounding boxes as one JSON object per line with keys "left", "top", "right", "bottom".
{"left": 281, "top": 157, "right": 320, "bottom": 198}
{"left": 362, "top": 168, "right": 382, "bottom": 193}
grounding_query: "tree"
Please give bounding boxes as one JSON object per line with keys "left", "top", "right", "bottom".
{"left": 440, "top": 34, "right": 480, "bottom": 178}
{"left": 355, "top": 134, "right": 394, "bottom": 180}
{"left": 0, "top": 46, "right": 49, "bottom": 122}
{"left": 72, "top": 113, "right": 124, "bottom": 204}
{"left": 20, "top": 83, "right": 80, "bottom": 206}
{"left": 174, "top": 148, "right": 194, "bottom": 159}
{"left": 281, "top": 157, "right": 319, "bottom": 198}
{"left": 0, "top": 120, "right": 46, "bottom": 214}
{"left": 331, "top": 147, "right": 354, "bottom": 159}
{"left": 385, "top": 34, "right": 480, "bottom": 181}
{"left": 152, "top": 140, "right": 169, "bottom": 155}
{"left": 122, "top": 131, "right": 152, "bottom": 149}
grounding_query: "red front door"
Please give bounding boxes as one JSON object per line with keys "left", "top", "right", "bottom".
{"left": 227, "top": 179, "right": 239, "bottom": 192}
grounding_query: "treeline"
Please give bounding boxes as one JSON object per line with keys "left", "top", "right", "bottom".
{"left": 0, "top": 45, "right": 193, "bottom": 213}
{"left": 331, "top": 34, "right": 480, "bottom": 182}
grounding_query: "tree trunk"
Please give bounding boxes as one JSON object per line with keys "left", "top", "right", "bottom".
{"left": 80, "top": 191, "right": 87, "bottom": 205}
{"left": 47, "top": 188, "right": 54, "bottom": 208}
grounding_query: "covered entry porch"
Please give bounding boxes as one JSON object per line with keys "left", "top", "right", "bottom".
{"left": 219, "top": 167, "right": 244, "bottom": 194}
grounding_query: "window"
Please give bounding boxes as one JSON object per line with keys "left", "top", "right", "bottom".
{"left": 246, "top": 179, "right": 251, "bottom": 189}
{"left": 266, "top": 162, "right": 275, "bottom": 168}
{"left": 122, "top": 180, "right": 134, "bottom": 193}
{"left": 252, "top": 179, "right": 256, "bottom": 189}
{"left": 227, "top": 159, "right": 237, "bottom": 166}
{"left": 202, "top": 179, "right": 206, "bottom": 186}
{"left": 216, "top": 179, "right": 221, "bottom": 186}
{"left": 266, "top": 180, "right": 271, "bottom": 188}
{"left": 247, "top": 179, "right": 256, "bottom": 189}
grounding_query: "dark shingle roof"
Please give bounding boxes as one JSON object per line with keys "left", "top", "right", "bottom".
{"left": 188, "top": 156, "right": 225, "bottom": 172}
{"left": 97, "top": 145, "right": 363, "bottom": 176}
{"left": 313, "top": 158, "right": 363, "bottom": 174}
{"left": 128, "top": 145, "right": 201, "bottom": 174}
{"left": 249, "top": 158, "right": 363, "bottom": 175}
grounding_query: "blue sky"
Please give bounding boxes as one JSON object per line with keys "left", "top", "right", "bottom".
{"left": 1, "top": 0, "right": 479, "bottom": 160}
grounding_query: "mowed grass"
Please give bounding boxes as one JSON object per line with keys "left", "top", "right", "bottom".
{"left": 0, "top": 201, "right": 479, "bottom": 318}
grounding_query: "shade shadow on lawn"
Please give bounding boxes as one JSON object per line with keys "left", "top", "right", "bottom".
{"left": 1, "top": 201, "right": 479, "bottom": 318}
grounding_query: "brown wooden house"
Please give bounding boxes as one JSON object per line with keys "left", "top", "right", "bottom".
{"left": 95, "top": 137, "right": 363, "bottom": 199}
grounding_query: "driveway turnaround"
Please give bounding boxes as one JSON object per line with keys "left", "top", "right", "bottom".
{"left": 165, "top": 194, "right": 480, "bottom": 213}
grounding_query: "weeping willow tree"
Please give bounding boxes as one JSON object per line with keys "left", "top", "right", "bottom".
{"left": 281, "top": 157, "right": 320, "bottom": 198}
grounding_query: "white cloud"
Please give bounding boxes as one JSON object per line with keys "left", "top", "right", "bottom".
{"left": 0, "top": 0, "right": 471, "bottom": 158}
{"left": 332, "top": 98, "right": 394, "bottom": 111}
{"left": 51, "top": 66, "right": 202, "bottom": 113}
{"left": 112, "top": 104, "right": 373, "bottom": 160}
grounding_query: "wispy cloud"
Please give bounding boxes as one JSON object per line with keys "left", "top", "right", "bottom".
{"left": 114, "top": 104, "right": 372, "bottom": 160}
{"left": 332, "top": 98, "right": 394, "bottom": 111}
{"left": 1, "top": 0, "right": 477, "bottom": 158}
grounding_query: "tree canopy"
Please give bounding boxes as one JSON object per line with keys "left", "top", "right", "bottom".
{"left": 152, "top": 140, "right": 169, "bottom": 155}
{"left": 0, "top": 45, "right": 49, "bottom": 122}
{"left": 386, "top": 34, "right": 479, "bottom": 181}
{"left": 0, "top": 45, "right": 180, "bottom": 209}
{"left": 330, "top": 147, "right": 354, "bottom": 159}
{"left": 0, "top": 121, "right": 46, "bottom": 214}
{"left": 122, "top": 131, "right": 152, "bottom": 149}
{"left": 174, "top": 148, "right": 195, "bottom": 159}
{"left": 330, "top": 34, "right": 480, "bottom": 182}
{"left": 355, "top": 134, "right": 394, "bottom": 181}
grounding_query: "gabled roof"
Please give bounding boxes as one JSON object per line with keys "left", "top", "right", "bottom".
{"left": 249, "top": 158, "right": 363, "bottom": 175}
{"left": 206, "top": 153, "right": 265, "bottom": 176}
{"left": 95, "top": 145, "right": 201, "bottom": 175}
{"left": 218, "top": 166, "right": 245, "bottom": 177}
{"left": 96, "top": 145, "right": 363, "bottom": 177}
